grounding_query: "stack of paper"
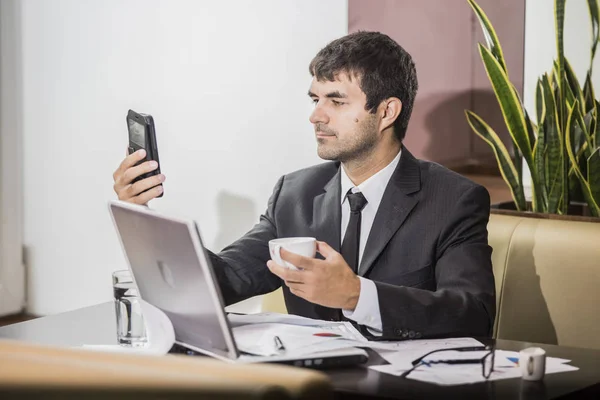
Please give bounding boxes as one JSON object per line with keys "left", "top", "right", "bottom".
{"left": 369, "top": 339, "right": 579, "bottom": 385}
{"left": 232, "top": 322, "right": 366, "bottom": 357}
{"left": 229, "top": 314, "right": 579, "bottom": 385}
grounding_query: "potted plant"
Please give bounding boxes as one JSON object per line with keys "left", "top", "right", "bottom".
{"left": 465, "top": 0, "right": 600, "bottom": 221}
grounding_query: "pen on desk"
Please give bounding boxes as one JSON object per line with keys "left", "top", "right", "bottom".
{"left": 274, "top": 335, "right": 286, "bottom": 352}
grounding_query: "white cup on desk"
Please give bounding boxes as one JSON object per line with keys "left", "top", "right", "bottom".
{"left": 268, "top": 237, "right": 316, "bottom": 270}
{"left": 520, "top": 347, "right": 546, "bottom": 381}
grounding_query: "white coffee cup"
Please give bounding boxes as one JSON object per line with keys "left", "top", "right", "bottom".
{"left": 268, "top": 237, "right": 316, "bottom": 270}
{"left": 519, "top": 347, "right": 546, "bottom": 381}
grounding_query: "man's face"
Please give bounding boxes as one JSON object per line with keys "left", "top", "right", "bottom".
{"left": 308, "top": 73, "right": 379, "bottom": 163}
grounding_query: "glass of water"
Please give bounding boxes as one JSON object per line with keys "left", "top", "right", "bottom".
{"left": 112, "top": 270, "right": 147, "bottom": 347}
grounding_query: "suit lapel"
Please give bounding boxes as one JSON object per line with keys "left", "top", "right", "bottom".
{"left": 358, "top": 148, "right": 421, "bottom": 277}
{"left": 311, "top": 166, "right": 344, "bottom": 321}
{"left": 313, "top": 166, "right": 342, "bottom": 252}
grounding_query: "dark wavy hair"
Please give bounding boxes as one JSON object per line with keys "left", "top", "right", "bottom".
{"left": 309, "top": 31, "right": 418, "bottom": 142}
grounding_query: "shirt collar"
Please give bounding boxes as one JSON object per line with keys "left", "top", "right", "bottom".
{"left": 340, "top": 150, "right": 402, "bottom": 206}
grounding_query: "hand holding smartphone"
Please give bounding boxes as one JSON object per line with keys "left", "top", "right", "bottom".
{"left": 126, "top": 109, "right": 163, "bottom": 197}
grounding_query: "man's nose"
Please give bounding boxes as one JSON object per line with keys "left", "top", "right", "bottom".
{"left": 309, "top": 103, "right": 329, "bottom": 125}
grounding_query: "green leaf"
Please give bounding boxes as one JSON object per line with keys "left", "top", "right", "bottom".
{"left": 466, "top": 110, "right": 526, "bottom": 210}
{"left": 524, "top": 101, "right": 538, "bottom": 149}
{"left": 514, "top": 145, "right": 524, "bottom": 200}
{"left": 584, "top": 109, "right": 597, "bottom": 152}
{"left": 536, "top": 78, "right": 546, "bottom": 127}
{"left": 589, "top": 147, "right": 600, "bottom": 211}
{"left": 564, "top": 59, "right": 586, "bottom": 117}
{"left": 566, "top": 101, "right": 600, "bottom": 216}
{"left": 479, "top": 45, "right": 534, "bottom": 167}
{"left": 583, "top": 72, "right": 596, "bottom": 113}
{"left": 542, "top": 74, "right": 564, "bottom": 213}
{"left": 534, "top": 122, "right": 548, "bottom": 211}
{"left": 555, "top": 0, "right": 566, "bottom": 84}
{"left": 467, "top": 0, "right": 508, "bottom": 73}
{"left": 536, "top": 77, "right": 550, "bottom": 206}
{"left": 552, "top": 60, "right": 565, "bottom": 131}
{"left": 588, "top": 0, "right": 600, "bottom": 71}
{"left": 596, "top": 100, "right": 600, "bottom": 148}
{"left": 565, "top": 76, "right": 576, "bottom": 108}
{"left": 573, "top": 116, "right": 588, "bottom": 157}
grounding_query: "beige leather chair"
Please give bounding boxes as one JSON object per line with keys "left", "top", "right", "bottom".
{"left": 263, "top": 213, "right": 600, "bottom": 350}
{"left": 0, "top": 339, "right": 332, "bottom": 399}
{"left": 489, "top": 213, "right": 600, "bottom": 349}
{"left": 262, "top": 288, "right": 287, "bottom": 314}
{"left": 487, "top": 214, "right": 523, "bottom": 338}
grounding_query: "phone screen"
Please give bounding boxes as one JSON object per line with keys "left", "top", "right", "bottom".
{"left": 128, "top": 119, "right": 146, "bottom": 147}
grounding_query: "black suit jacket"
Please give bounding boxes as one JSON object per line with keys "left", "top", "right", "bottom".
{"left": 209, "top": 148, "right": 496, "bottom": 340}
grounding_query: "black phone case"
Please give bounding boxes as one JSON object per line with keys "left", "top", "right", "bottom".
{"left": 127, "top": 109, "right": 163, "bottom": 197}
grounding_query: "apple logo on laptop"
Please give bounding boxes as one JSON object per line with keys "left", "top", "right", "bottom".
{"left": 157, "top": 261, "right": 176, "bottom": 288}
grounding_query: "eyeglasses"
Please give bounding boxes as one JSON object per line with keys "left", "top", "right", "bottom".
{"left": 400, "top": 345, "right": 495, "bottom": 379}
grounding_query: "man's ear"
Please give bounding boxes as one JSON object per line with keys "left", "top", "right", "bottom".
{"left": 379, "top": 97, "right": 402, "bottom": 133}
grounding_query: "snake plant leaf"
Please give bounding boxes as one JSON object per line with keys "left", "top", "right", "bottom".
{"left": 573, "top": 117, "right": 588, "bottom": 159}
{"left": 466, "top": 110, "right": 526, "bottom": 210}
{"left": 555, "top": 0, "right": 566, "bottom": 85}
{"left": 542, "top": 74, "right": 564, "bottom": 213}
{"left": 565, "top": 59, "right": 586, "bottom": 117}
{"left": 534, "top": 123, "right": 549, "bottom": 211}
{"left": 571, "top": 107, "right": 589, "bottom": 208}
{"left": 566, "top": 102, "right": 600, "bottom": 216}
{"left": 588, "top": 0, "right": 600, "bottom": 71}
{"left": 479, "top": 44, "right": 534, "bottom": 166}
{"left": 552, "top": 60, "right": 565, "bottom": 130}
{"left": 584, "top": 110, "right": 595, "bottom": 140}
{"left": 596, "top": 100, "right": 600, "bottom": 148}
{"left": 536, "top": 78, "right": 547, "bottom": 127}
{"left": 590, "top": 100, "right": 600, "bottom": 148}
{"left": 565, "top": 76, "right": 576, "bottom": 109}
{"left": 585, "top": 109, "right": 597, "bottom": 153}
{"left": 584, "top": 72, "right": 596, "bottom": 113}
{"left": 567, "top": 82, "right": 591, "bottom": 153}
{"left": 589, "top": 147, "right": 600, "bottom": 212}
{"left": 467, "top": 0, "right": 508, "bottom": 73}
{"left": 524, "top": 101, "right": 538, "bottom": 150}
{"left": 514, "top": 145, "right": 524, "bottom": 194}
{"left": 536, "top": 78, "right": 549, "bottom": 210}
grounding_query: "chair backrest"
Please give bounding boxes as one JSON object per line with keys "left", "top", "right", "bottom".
{"left": 0, "top": 339, "right": 332, "bottom": 399}
{"left": 487, "top": 214, "right": 523, "bottom": 338}
{"left": 262, "top": 288, "right": 287, "bottom": 314}
{"left": 490, "top": 214, "right": 600, "bottom": 349}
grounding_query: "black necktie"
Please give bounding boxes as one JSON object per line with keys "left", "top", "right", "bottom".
{"left": 341, "top": 191, "right": 368, "bottom": 274}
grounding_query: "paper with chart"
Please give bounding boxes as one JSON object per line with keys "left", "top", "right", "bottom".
{"left": 370, "top": 345, "right": 579, "bottom": 385}
{"left": 231, "top": 321, "right": 368, "bottom": 357}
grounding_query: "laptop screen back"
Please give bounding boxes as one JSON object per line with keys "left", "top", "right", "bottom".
{"left": 109, "top": 201, "right": 237, "bottom": 360}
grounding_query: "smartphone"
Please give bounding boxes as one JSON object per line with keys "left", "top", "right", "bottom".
{"left": 126, "top": 109, "right": 163, "bottom": 197}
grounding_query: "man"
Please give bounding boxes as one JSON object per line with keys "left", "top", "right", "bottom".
{"left": 113, "top": 31, "right": 495, "bottom": 340}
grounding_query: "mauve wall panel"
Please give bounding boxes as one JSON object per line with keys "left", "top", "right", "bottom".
{"left": 348, "top": 0, "right": 524, "bottom": 166}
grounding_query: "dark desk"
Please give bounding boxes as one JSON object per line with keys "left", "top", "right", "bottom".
{"left": 1, "top": 302, "right": 599, "bottom": 399}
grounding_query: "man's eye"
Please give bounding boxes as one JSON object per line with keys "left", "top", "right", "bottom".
{"left": 311, "top": 98, "right": 318, "bottom": 104}
{"left": 332, "top": 100, "right": 345, "bottom": 106}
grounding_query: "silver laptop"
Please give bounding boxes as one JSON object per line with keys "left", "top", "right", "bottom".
{"left": 108, "top": 200, "right": 368, "bottom": 368}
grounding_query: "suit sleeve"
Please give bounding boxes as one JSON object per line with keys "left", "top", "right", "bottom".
{"left": 373, "top": 185, "right": 496, "bottom": 340}
{"left": 207, "top": 177, "right": 284, "bottom": 306}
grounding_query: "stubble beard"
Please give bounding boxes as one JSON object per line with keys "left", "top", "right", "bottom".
{"left": 316, "top": 115, "right": 379, "bottom": 163}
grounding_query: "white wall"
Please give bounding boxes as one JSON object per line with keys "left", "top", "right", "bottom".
{"left": 0, "top": 1, "right": 26, "bottom": 316}
{"left": 522, "top": 0, "right": 599, "bottom": 195}
{"left": 15, "top": 0, "right": 347, "bottom": 315}
{"left": 524, "top": 0, "right": 600, "bottom": 115}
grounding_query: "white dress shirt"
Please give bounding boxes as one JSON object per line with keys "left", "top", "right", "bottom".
{"left": 341, "top": 150, "right": 402, "bottom": 333}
